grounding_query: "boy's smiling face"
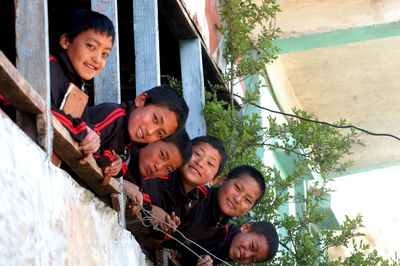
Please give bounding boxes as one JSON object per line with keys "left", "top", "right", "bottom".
{"left": 138, "top": 140, "right": 183, "bottom": 177}
{"left": 128, "top": 93, "right": 179, "bottom": 143}
{"left": 60, "top": 29, "right": 113, "bottom": 80}
{"left": 180, "top": 142, "right": 221, "bottom": 187}
{"left": 229, "top": 224, "right": 269, "bottom": 264}
{"left": 217, "top": 174, "right": 261, "bottom": 217}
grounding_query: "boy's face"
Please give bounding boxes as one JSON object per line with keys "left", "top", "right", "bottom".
{"left": 217, "top": 174, "right": 261, "bottom": 217}
{"left": 60, "top": 29, "right": 113, "bottom": 80}
{"left": 128, "top": 93, "right": 179, "bottom": 143}
{"left": 229, "top": 224, "right": 269, "bottom": 264}
{"left": 138, "top": 140, "right": 183, "bottom": 178}
{"left": 180, "top": 142, "right": 221, "bottom": 187}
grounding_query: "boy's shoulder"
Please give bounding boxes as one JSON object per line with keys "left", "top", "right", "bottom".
{"left": 89, "top": 102, "right": 130, "bottom": 123}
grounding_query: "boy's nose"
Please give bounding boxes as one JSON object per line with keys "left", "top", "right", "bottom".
{"left": 195, "top": 157, "right": 204, "bottom": 168}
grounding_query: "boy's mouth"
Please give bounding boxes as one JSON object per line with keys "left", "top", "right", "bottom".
{"left": 227, "top": 199, "right": 236, "bottom": 210}
{"left": 84, "top": 62, "right": 97, "bottom": 70}
{"left": 146, "top": 165, "right": 153, "bottom": 176}
{"left": 188, "top": 165, "right": 201, "bottom": 177}
{"left": 137, "top": 127, "right": 144, "bottom": 139}
{"left": 236, "top": 248, "right": 241, "bottom": 260}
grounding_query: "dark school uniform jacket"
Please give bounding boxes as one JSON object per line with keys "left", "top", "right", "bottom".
{"left": 163, "top": 187, "right": 231, "bottom": 254}
{"left": 88, "top": 101, "right": 136, "bottom": 177}
{"left": 178, "top": 224, "right": 239, "bottom": 266}
{"left": 50, "top": 52, "right": 92, "bottom": 142}
{"left": 142, "top": 171, "right": 209, "bottom": 240}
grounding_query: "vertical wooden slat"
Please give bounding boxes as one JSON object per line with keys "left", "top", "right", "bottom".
{"left": 91, "top": 0, "right": 121, "bottom": 104}
{"left": 15, "top": 0, "right": 51, "bottom": 153}
{"left": 180, "top": 38, "right": 206, "bottom": 138}
{"left": 133, "top": 0, "right": 161, "bottom": 94}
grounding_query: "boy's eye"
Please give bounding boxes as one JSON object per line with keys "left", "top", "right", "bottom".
{"left": 153, "top": 114, "right": 158, "bottom": 123}
{"left": 102, "top": 52, "right": 109, "bottom": 58}
{"left": 246, "top": 198, "right": 253, "bottom": 205}
{"left": 235, "top": 184, "right": 240, "bottom": 191}
{"left": 86, "top": 43, "right": 95, "bottom": 50}
{"left": 160, "top": 151, "right": 165, "bottom": 159}
{"left": 207, "top": 161, "right": 215, "bottom": 167}
{"left": 167, "top": 167, "right": 172, "bottom": 174}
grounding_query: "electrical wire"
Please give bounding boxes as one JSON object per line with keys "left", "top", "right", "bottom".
{"left": 233, "top": 93, "right": 400, "bottom": 142}
{"left": 124, "top": 200, "right": 232, "bottom": 266}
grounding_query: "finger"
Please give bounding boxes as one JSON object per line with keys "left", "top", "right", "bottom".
{"left": 79, "top": 153, "right": 92, "bottom": 164}
{"left": 101, "top": 174, "right": 112, "bottom": 186}
{"left": 175, "top": 216, "right": 181, "bottom": 227}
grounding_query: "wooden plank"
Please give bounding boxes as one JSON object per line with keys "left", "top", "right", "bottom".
{"left": 133, "top": 0, "right": 161, "bottom": 93}
{"left": 159, "top": 0, "right": 198, "bottom": 40}
{"left": 0, "top": 50, "right": 45, "bottom": 114}
{"left": 159, "top": 0, "right": 225, "bottom": 87}
{"left": 15, "top": 0, "right": 51, "bottom": 151}
{"left": 52, "top": 117, "right": 120, "bottom": 196}
{"left": 91, "top": 0, "right": 121, "bottom": 104}
{"left": 180, "top": 38, "right": 206, "bottom": 138}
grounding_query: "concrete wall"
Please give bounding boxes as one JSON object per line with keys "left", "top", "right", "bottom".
{"left": 0, "top": 112, "right": 145, "bottom": 265}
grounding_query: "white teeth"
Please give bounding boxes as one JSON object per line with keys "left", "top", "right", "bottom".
{"left": 237, "top": 249, "right": 240, "bottom": 259}
{"left": 138, "top": 128, "right": 143, "bottom": 138}
{"left": 85, "top": 63, "right": 96, "bottom": 70}
{"left": 190, "top": 166, "right": 200, "bottom": 177}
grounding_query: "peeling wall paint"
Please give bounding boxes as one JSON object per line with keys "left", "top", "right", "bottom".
{"left": 0, "top": 112, "right": 145, "bottom": 265}
{"left": 181, "top": 0, "right": 245, "bottom": 97}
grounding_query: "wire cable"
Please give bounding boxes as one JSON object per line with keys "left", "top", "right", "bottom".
{"left": 125, "top": 200, "right": 232, "bottom": 266}
{"left": 233, "top": 93, "right": 400, "bottom": 142}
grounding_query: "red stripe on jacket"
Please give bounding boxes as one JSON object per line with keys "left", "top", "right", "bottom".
{"left": 52, "top": 110, "right": 87, "bottom": 134}
{"left": 94, "top": 108, "right": 126, "bottom": 133}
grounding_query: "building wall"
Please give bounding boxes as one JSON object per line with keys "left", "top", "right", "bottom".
{"left": 0, "top": 112, "right": 145, "bottom": 265}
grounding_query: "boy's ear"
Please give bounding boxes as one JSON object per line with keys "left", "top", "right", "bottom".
{"left": 239, "top": 223, "right": 252, "bottom": 233}
{"left": 59, "top": 33, "right": 70, "bottom": 50}
{"left": 208, "top": 175, "right": 221, "bottom": 187}
{"left": 134, "top": 92, "right": 148, "bottom": 108}
{"left": 217, "top": 174, "right": 228, "bottom": 185}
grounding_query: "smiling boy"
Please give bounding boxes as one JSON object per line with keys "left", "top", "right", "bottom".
{"left": 51, "top": 9, "right": 115, "bottom": 160}
{"left": 143, "top": 136, "right": 227, "bottom": 220}
{"left": 87, "top": 85, "right": 189, "bottom": 181}
{"left": 163, "top": 165, "right": 266, "bottom": 261}
{"left": 194, "top": 221, "right": 279, "bottom": 265}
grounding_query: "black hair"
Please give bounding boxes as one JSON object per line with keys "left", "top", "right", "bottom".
{"left": 226, "top": 165, "right": 266, "bottom": 205}
{"left": 162, "top": 129, "right": 193, "bottom": 168}
{"left": 250, "top": 221, "right": 279, "bottom": 262}
{"left": 143, "top": 85, "right": 189, "bottom": 134}
{"left": 191, "top": 135, "right": 227, "bottom": 176}
{"left": 63, "top": 9, "right": 115, "bottom": 45}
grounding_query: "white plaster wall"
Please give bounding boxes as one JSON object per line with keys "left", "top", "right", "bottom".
{"left": 0, "top": 112, "right": 145, "bottom": 266}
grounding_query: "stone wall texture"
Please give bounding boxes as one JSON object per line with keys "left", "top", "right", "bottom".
{"left": 0, "top": 112, "right": 145, "bottom": 265}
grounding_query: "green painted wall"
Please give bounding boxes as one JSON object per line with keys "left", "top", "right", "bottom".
{"left": 274, "top": 22, "right": 400, "bottom": 54}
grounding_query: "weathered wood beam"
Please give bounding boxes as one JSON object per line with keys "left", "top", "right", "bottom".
{"left": 180, "top": 38, "right": 206, "bottom": 138}
{"left": 15, "top": 0, "right": 51, "bottom": 152}
{"left": 92, "top": 0, "right": 122, "bottom": 104}
{"left": 52, "top": 117, "right": 120, "bottom": 196}
{"left": 134, "top": 0, "right": 161, "bottom": 93}
{"left": 159, "top": 0, "right": 224, "bottom": 86}
{"left": 0, "top": 50, "right": 45, "bottom": 114}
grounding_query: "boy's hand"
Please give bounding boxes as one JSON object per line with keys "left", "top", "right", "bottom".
{"left": 153, "top": 208, "right": 180, "bottom": 235}
{"left": 101, "top": 151, "right": 122, "bottom": 186}
{"left": 124, "top": 181, "right": 143, "bottom": 217}
{"left": 197, "top": 255, "right": 213, "bottom": 266}
{"left": 79, "top": 127, "right": 100, "bottom": 164}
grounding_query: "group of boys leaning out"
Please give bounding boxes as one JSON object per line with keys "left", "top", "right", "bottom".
{"left": 0, "top": 9, "right": 279, "bottom": 265}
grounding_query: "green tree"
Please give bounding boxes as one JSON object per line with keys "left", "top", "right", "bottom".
{"left": 201, "top": 0, "right": 399, "bottom": 265}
